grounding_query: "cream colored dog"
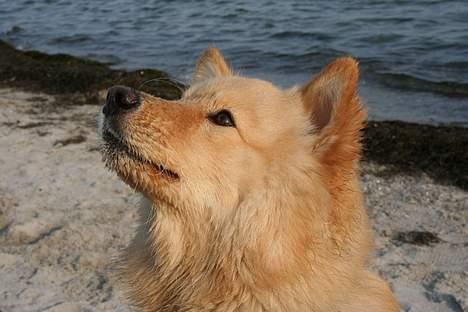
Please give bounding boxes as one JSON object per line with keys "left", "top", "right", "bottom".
{"left": 99, "top": 48, "right": 399, "bottom": 311}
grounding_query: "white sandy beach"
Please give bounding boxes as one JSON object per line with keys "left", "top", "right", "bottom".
{"left": 0, "top": 88, "right": 466, "bottom": 312}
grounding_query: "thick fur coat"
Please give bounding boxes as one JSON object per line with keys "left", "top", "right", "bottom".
{"left": 99, "top": 48, "right": 399, "bottom": 311}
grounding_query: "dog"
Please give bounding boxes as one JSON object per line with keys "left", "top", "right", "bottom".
{"left": 98, "top": 48, "right": 399, "bottom": 311}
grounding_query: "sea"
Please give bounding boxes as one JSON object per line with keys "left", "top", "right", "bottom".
{"left": 1, "top": 0, "right": 467, "bottom": 126}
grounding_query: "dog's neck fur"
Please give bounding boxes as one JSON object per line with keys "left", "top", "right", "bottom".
{"left": 119, "top": 162, "right": 369, "bottom": 311}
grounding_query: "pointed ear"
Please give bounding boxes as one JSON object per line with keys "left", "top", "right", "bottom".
{"left": 302, "top": 57, "right": 362, "bottom": 132}
{"left": 302, "top": 57, "right": 366, "bottom": 162}
{"left": 192, "top": 48, "right": 232, "bottom": 83}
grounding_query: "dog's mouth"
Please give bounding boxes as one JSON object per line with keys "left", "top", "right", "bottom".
{"left": 101, "top": 129, "right": 180, "bottom": 181}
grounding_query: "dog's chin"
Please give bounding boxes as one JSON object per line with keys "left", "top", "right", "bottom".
{"left": 100, "top": 129, "right": 180, "bottom": 188}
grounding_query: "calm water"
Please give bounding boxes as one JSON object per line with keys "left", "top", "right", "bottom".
{"left": 1, "top": 0, "right": 467, "bottom": 126}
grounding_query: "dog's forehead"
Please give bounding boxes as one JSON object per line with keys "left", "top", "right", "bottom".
{"left": 225, "top": 77, "right": 277, "bottom": 96}
{"left": 187, "top": 76, "right": 286, "bottom": 110}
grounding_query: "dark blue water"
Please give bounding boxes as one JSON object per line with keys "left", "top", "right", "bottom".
{"left": 1, "top": 0, "right": 468, "bottom": 126}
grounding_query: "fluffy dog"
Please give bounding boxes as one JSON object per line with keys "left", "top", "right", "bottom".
{"left": 99, "top": 48, "right": 399, "bottom": 311}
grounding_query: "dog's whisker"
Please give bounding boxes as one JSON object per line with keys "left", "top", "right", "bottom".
{"left": 137, "top": 77, "right": 186, "bottom": 94}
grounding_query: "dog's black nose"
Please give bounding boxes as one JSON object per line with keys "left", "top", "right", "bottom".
{"left": 103, "top": 85, "right": 140, "bottom": 116}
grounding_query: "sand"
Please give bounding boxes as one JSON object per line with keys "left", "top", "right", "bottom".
{"left": 0, "top": 88, "right": 466, "bottom": 311}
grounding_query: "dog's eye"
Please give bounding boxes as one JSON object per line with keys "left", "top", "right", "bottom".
{"left": 208, "top": 110, "right": 236, "bottom": 128}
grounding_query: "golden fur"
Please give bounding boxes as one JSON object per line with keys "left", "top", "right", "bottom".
{"left": 99, "top": 48, "right": 399, "bottom": 311}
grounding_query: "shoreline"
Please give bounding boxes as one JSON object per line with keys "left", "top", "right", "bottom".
{"left": 1, "top": 40, "right": 466, "bottom": 190}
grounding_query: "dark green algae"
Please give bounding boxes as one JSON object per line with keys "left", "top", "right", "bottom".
{"left": 0, "top": 40, "right": 183, "bottom": 104}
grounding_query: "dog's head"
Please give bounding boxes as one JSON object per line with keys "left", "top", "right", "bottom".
{"left": 99, "top": 48, "right": 365, "bottom": 223}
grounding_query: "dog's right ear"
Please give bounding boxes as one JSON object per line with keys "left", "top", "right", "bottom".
{"left": 192, "top": 48, "right": 232, "bottom": 83}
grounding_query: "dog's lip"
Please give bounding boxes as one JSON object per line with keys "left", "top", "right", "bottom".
{"left": 102, "top": 129, "right": 180, "bottom": 180}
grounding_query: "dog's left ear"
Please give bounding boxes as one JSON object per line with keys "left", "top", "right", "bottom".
{"left": 301, "top": 57, "right": 366, "bottom": 165}
{"left": 193, "top": 48, "right": 232, "bottom": 83}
